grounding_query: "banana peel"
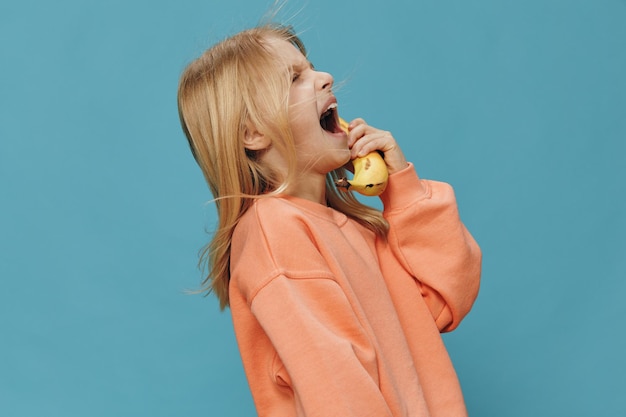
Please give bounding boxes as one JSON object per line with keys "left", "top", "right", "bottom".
{"left": 334, "top": 117, "right": 389, "bottom": 196}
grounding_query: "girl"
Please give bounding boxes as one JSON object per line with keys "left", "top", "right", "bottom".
{"left": 178, "top": 24, "right": 481, "bottom": 417}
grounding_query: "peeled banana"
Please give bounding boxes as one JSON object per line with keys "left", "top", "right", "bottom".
{"left": 334, "top": 117, "right": 389, "bottom": 196}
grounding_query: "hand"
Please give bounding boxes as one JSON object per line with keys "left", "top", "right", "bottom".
{"left": 345, "top": 118, "right": 409, "bottom": 175}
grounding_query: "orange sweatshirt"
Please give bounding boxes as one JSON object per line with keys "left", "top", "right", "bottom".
{"left": 229, "top": 163, "right": 482, "bottom": 417}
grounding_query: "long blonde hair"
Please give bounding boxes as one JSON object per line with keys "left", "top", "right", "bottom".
{"left": 177, "top": 24, "right": 388, "bottom": 309}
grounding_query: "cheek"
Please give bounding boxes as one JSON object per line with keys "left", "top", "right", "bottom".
{"left": 290, "top": 107, "right": 316, "bottom": 123}
{"left": 289, "top": 84, "right": 317, "bottom": 112}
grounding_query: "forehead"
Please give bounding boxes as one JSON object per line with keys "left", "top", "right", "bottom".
{"left": 264, "top": 37, "right": 310, "bottom": 69}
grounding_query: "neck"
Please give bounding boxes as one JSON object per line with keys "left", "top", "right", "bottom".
{"left": 284, "top": 173, "right": 327, "bottom": 205}
{"left": 255, "top": 145, "right": 329, "bottom": 205}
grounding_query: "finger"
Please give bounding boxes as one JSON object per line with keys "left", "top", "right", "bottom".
{"left": 346, "top": 123, "right": 368, "bottom": 148}
{"left": 355, "top": 134, "right": 388, "bottom": 157}
{"left": 350, "top": 132, "right": 387, "bottom": 158}
{"left": 347, "top": 122, "right": 384, "bottom": 147}
{"left": 348, "top": 117, "right": 367, "bottom": 130}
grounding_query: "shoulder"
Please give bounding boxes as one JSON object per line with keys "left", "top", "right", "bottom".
{"left": 233, "top": 197, "right": 315, "bottom": 253}
{"left": 230, "top": 197, "right": 334, "bottom": 302}
{"left": 235, "top": 195, "right": 345, "bottom": 243}
{"left": 236, "top": 196, "right": 307, "bottom": 232}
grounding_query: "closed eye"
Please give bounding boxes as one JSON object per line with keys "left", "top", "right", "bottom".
{"left": 291, "top": 61, "right": 314, "bottom": 83}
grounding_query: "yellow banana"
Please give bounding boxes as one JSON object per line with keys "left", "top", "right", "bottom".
{"left": 334, "top": 117, "right": 389, "bottom": 196}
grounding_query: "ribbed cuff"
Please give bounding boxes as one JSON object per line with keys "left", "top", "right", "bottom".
{"left": 380, "top": 162, "right": 431, "bottom": 213}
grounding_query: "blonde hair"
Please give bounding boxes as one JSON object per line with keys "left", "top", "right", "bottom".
{"left": 177, "top": 24, "right": 388, "bottom": 309}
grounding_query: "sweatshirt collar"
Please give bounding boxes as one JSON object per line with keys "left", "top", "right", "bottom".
{"left": 278, "top": 194, "right": 348, "bottom": 226}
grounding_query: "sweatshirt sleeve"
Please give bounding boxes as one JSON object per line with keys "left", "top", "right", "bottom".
{"left": 248, "top": 275, "right": 396, "bottom": 417}
{"left": 380, "top": 163, "right": 482, "bottom": 332}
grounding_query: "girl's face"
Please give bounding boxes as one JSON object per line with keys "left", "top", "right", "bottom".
{"left": 268, "top": 38, "right": 351, "bottom": 177}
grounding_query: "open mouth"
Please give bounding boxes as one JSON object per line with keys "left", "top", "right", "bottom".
{"left": 320, "top": 103, "right": 343, "bottom": 134}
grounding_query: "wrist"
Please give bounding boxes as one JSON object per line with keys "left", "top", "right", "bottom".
{"left": 386, "top": 156, "right": 409, "bottom": 175}
{"left": 383, "top": 145, "right": 408, "bottom": 175}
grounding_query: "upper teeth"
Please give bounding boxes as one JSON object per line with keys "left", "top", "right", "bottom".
{"left": 326, "top": 103, "right": 337, "bottom": 112}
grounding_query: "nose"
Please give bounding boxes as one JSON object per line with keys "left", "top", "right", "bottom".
{"left": 316, "top": 71, "right": 334, "bottom": 91}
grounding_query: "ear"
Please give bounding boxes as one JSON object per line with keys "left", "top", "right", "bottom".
{"left": 243, "top": 121, "right": 271, "bottom": 151}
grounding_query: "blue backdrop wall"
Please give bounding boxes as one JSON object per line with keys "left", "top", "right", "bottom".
{"left": 1, "top": 1, "right": 625, "bottom": 416}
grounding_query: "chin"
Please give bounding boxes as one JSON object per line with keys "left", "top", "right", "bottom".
{"left": 331, "top": 152, "right": 352, "bottom": 172}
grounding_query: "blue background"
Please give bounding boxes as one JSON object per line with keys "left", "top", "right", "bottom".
{"left": 1, "top": 0, "right": 625, "bottom": 416}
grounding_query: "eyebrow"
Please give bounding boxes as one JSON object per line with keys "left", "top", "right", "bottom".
{"left": 291, "top": 60, "right": 314, "bottom": 72}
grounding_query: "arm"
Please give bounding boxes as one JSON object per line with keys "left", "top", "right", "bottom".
{"left": 249, "top": 275, "right": 395, "bottom": 417}
{"left": 346, "top": 118, "right": 481, "bottom": 332}
{"left": 381, "top": 164, "right": 482, "bottom": 332}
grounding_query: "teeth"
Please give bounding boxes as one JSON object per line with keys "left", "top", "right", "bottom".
{"left": 320, "top": 102, "right": 339, "bottom": 132}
